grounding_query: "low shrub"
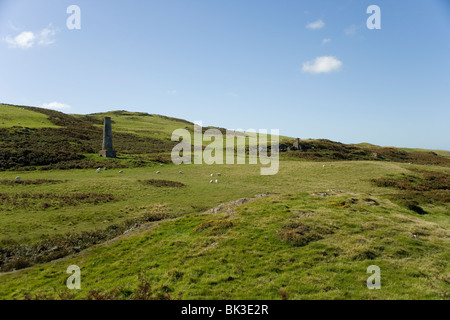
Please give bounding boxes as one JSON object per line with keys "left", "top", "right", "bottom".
{"left": 138, "top": 179, "right": 185, "bottom": 188}
{"left": 277, "top": 222, "right": 333, "bottom": 247}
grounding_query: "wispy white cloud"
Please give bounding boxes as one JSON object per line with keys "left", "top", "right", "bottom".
{"left": 3, "top": 25, "right": 57, "bottom": 49}
{"left": 8, "top": 21, "right": 21, "bottom": 32}
{"left": 306, "top": 19, "right": 325, "bottom": 30}
{"left": 41, "top": 102, "right": 72, "bottom": 110}
{"left": 302, "top": 56, "right": 343, "bottom": 74}
{"left": 322, "top": 38, "right": 331, "bottom": 45}
{"left": 345, "top": 25, "right": 358, "bottom": 36}
{"left": 4, "top": 31, "right": 35, "bottom": 49}
{"left": 38, "top": 27, "right": 56, "bottom": 46}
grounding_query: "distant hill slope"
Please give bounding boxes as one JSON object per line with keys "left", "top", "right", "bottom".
{"left": 0, "top": 104, "right": 59, "bottom": 129}
{"left": 355, "top": 142, "right": 450, "bottom": 158}
{"left": 1, "top": 103, "right": 450, "bottom": 170}
{"left": 0, "top": 104, "right": 178, "bottom": 170}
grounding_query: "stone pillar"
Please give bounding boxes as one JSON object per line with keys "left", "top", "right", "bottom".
{"left": 99, "top": 117, "right": 116, "bottom": 158}
{"left": 293, "top": 138, "right": 302, "bottom": 151}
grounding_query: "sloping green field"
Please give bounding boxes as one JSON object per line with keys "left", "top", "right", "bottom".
{"left": 0, "top": 161, "right": 448, "bottom": 299}
{"left": 0, "top": 104, "right": 448, "bottom": 300}
{"left": 0, "top": 104, "right": 59, "bottom": 129}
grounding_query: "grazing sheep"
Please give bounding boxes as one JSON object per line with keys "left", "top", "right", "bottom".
{"left": 103, "top": 167, "right": 107, "bottom": 171}
{"left": 156, "top": 171, "right": 161, "bottom": 174}
{"left": 15, "top": 176, "right": 21, "bottom": 181}
{"left": 211, "top": 173, "right": 214, "bottom": 177}
{"left": 160, "top": 164, "right": 163, "bottom": 167}
{"left": 96, "top": 168, "right": 101, "bottom": 173}
{"left": 322, "top": 165, "right": 326, "bottom": 168}
{"left": 119, "top": 170, "right": 124, "bottom": 174}
{"left": 215, "top": 179, "right": 219, "bottom": 183}
{"left": 210, "top": 180, "right": 214, "bottom": 183}
{"left": 179, "top": 171, "right": 183, "bottom": 174}
{"left": 217, "top": 173, "right": 221, "bottom": 176}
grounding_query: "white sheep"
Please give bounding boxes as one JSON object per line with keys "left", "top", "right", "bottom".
{"left": 15, "top": 176, "right": 21, "bottom": 181}
{"left": 96, "top": 168, "right": 101, "bottom": 173}
{"left": 215, "top": 179, "right": 219, "bottom": 183}
{"left": 210, "top": 180, "right": 214, "bottom": 183}
{"left": 160, "top": 164, "right": 163, "bottom": 167}
{"left": 156, "top": 171, "right": 161, "bottom": 174}
{"left": 217, "top": 173, "right": 221, "bottom": 176}
{"left": 119, "top": 170, "right": 124, "bottom": 174}
{"left": 322, "top": 165, "right": 326, "bottom": 168}
{"left": 211, "top": 173, "right": 214, "bottom": 177}
{"left": 179, "top": 171, "right": 183, "bottom": 174}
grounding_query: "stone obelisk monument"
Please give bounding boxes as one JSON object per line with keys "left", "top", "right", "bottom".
{"left": 99, "top": 117, "right": 116, "bottom": 158}
{"left": 293, "top": 138, "right": 302, "bottom": 151}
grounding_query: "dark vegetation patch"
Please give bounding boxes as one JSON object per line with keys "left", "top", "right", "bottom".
{"left": 0, "top": 192, "right": 115, "bottom": 210}
{"left": 328, "top": 201, "right": 351, "bottom": 209}
{"left": 0, "top": 179, "right": 64, "bottom": 186}
{"left": 138, "top": 179, "right": 185, "bottom": 188}
{"left": 277, "top": 222, "right": 334, "bottom": 247}
{"left": 406, "top": 204, "right": 428, "bottom": 215}
{"left": 38, "top": 159, "right": 127, "bottom": 171}
{"left": 0, "top": 104, "right": 177, "bottom": 171}
{"left": 371, "top": 169, "right": 450, "bottom": 214}
{"left": 328, "top": 198, "right": 380, "bottom": 209}
{"left": 0, "top": 207, "right": 170, "bottom": 272}
{"left": 351, "top": 250, "right": 379, "bottom": 261}
{"left": 372, "top": 170, "right": 450, "bottom": 192}
{"left": 194, "top": 220, "right": 233, "bottom": 233}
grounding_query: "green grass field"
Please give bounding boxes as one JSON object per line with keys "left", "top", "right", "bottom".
{"left": 0, "top": 104, "right": 449, "bottom": 300}
{"left": 0, "top": 104, "right": 59, "bottom": 129}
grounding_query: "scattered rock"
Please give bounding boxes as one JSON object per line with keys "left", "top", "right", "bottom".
{"left": 234, "top": 198, "right": 248, "bottom": 206}
{"left": 208, "top": 194, "right": 272, "bottom": 214}
{"left": 255, "top": 193, "right": 272, "bottom": 198}
{"left": 123, "top": 223, "right": 141, "bottom": 234}
{"left": 311, "top": 192, "right": 329, "bottom": 197}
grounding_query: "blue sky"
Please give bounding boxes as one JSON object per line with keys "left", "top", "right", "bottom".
{"left": 1, "top": 0, "right": 449, "bottom": 150}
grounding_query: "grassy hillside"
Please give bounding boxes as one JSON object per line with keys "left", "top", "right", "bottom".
{"left": 0, "top": 104, "right": 59, "bottom": 129}
{"left": 84, "top": 111, "right": 194, "bottom": 141}
{"left": 356, "top": 143, "right": 450, "bottom": 158}
{"left": 0, "top": 103, "right": 449, "bottom": 300}
{"left": 2, "top": 103, "right": 450, "bottom": 172}
{"left": 0, "top": 162, "right": 448, "bottom": 299}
